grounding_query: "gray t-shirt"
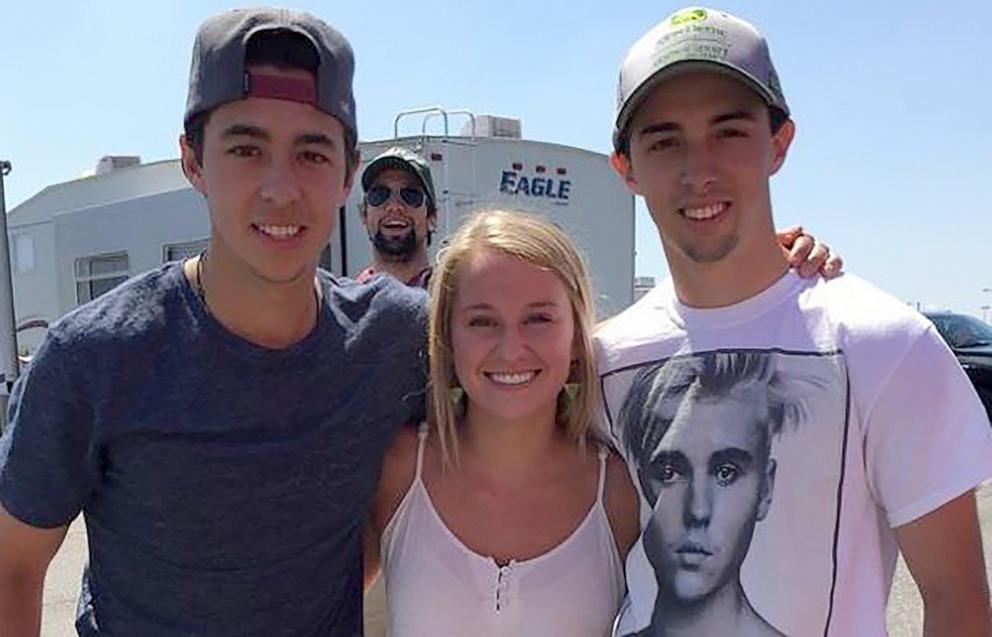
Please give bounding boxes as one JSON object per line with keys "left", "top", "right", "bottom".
{"left": 0, "top": 262, "right": 427, "bottom": 636}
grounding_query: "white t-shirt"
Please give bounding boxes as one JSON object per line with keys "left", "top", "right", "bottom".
{"left": 595, "top": 271, "right": 992, "bottom": 637}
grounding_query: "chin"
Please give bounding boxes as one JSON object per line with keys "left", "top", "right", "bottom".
{"left": 668, "top": 570, "right": 719, "bottom": 605}
{"left": 683, "top": 235, "right": 740, "bottom": 264}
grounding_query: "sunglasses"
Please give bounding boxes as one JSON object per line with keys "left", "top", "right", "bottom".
{"left": 366, "top": 184, "right": 426, "bottom": 208}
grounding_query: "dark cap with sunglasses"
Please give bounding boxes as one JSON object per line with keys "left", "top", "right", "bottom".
{"left": 362, "top": 147, "right": 437, "bottom": 212}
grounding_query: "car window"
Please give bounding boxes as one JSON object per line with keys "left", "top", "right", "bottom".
{"left": 928, "top": 314, "right": 992, "bottom": 348}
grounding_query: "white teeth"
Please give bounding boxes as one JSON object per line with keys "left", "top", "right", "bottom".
{"left": 257, "top": 224, "right": 301, "bottom": 239}
{"left": 488, "top": 371, "right": 536, "bottom": 385}
{"left": 682, "top": 203, "right": 726, "bottom": 220}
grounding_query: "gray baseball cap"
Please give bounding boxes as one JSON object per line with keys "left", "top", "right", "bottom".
{"left": 362, "top": 147, "right": 437, "bottom": 211}
{"left": 184, "top": 7, "right": 356, "bottom": 142}
{"left": 614, "top": 6, "right": 788, "bottom": 151}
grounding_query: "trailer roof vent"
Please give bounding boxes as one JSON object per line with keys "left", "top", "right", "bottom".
{"left": 462, "top": 115, "right": 521, "bottom": 139}
{"left": 95, "top": 155, "right": 141, "bottom": 175}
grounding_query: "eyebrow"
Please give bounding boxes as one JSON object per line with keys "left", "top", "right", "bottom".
{"left": 460, "top": 300, "right": 559, "bottom": 312}
{"left": 221, "top": 124, "right": 337, "bottom": 149}
{"left": 222, "top": 124, "right": 268, "bottom": 140}
{"left": 637, "top": 108, "right": 760, "bottom": 137}
{"left": 297, "top": 133, "right": 337, "bottom": 149}
{"left": 649, "top": 448, "right": 688, "bottom": 467}
{"left": 709, "top": 447, "right": 755, "bottom": 469}
{"left": 711, "top": 110, "right": 758, "bottom": 125}
{"left": 638, "top": 122, "right": 679, "bottom": 136}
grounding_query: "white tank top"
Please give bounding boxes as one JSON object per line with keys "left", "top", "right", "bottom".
{"left": 380, "top": 426, "right": 625, "bottom": 637}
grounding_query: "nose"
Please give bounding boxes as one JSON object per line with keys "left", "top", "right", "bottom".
{"left": 683, "top": 475, "right": 712, "bottom": 528}
{"left": 495, "top": 323, "right": 527, "bottom": 361}
{"left": 679, "top": 140, "right": 718, "bottom": 192}
{"left": 259, "top": 155, "right": 302, "bottom": 208}
{"left": 383, "top": 194, "right": 406, "bottom": 214}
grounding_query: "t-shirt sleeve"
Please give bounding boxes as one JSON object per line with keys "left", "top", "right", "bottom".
{"left": 591, "top": 382, "right": 619, "bottom": 448}
{"left": 865, "top": 326, "right": 992, "bottom": 528}
{"left": 591, "top": 338, "right": 620, "bottom": 446}
{"left": 402, "top": 291, "right": 429, "bottom": 425}
{"left": 377, "top": 282, "right": 428, "bottom": 426}
{"left": 0, "top": 326, "right": 100, "bottom": 528}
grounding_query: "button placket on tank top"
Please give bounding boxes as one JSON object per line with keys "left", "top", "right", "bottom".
{"left": 488, "top": 559, "right": 525, "bottom": 635}
{"left": 493, "top": 561, "right": 514, "bottom": 612}
{"left": 381, "top": 433, "right": 624, "bottom": 637}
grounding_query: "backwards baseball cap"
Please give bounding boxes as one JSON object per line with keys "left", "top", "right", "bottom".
{"left": 362, "top": 147, "right": 437, "bottom": 211}
{"left": 184, "top": 7, "right": 356, "bottom": 142}
{"left": 614, "top": 6, "right": 788, "bottom": 151}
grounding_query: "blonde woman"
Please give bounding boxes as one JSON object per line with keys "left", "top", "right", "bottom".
{"left": 365, "top": 209, "right": 640, "bottom": 636}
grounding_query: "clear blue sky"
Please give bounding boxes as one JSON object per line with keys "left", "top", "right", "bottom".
{"left": 2, "top": 1, "right": 990, "bottom": 317}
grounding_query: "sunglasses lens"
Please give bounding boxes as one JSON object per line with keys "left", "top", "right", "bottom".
{"left": 400, "top": 188, "right": 425, "bottom": 208}
{"left": 366, "top": 185, "right": 390, "bottom": 207}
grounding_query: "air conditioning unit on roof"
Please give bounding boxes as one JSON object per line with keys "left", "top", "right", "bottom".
{"left": 95, "top": 156, "right": 141, "bottom": 175}
{"left": 461, "top": 115, "right": 521, "bottom": 139}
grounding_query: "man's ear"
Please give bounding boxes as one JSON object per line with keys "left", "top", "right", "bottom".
{"left": 179, "top": 134, "right": 207, "bottom": 196}
{"left": 359, "top": 202, "right": 370, "bottom": 228}
{"left": 610, "top": 151, "right": 639, "bottom": 194}
{"left": 342, "top": 150, "right": 359, "bottom": 197}
{"left": 769, "top": 119, "right": 795, "bottom": 176}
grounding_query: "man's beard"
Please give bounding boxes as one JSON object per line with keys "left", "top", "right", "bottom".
{"left": 372, "top": 228, "right": 419, "bottom": 263}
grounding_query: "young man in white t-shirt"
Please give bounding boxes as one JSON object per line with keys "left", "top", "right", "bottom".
{"left": 599, "top": 7, "right": 992, "bottom": 636}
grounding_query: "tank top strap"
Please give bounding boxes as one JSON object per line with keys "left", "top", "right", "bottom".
{"left": 415, "top": 422, "right": 429, "bottom": 480}
{"left": 596, "top": 444, "right": 609, "bottom": 503}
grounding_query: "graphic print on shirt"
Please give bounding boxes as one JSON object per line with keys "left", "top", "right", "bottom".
{"left": 602, "top": 349, "right": 848, "bottom": 637}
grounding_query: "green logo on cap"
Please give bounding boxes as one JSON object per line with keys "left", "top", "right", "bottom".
{"left": 670, "top": 8, "right": 707, "bottom": 25}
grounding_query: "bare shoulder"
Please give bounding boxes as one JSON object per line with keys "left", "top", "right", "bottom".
{"left": 382, "top": 423, "right": 422, "bottom": 469}
{"left": 370, "top": 423, "right": 422, "bottom": 535}
{"left": 602, "top": 448, "right": 640, "bottom": 560}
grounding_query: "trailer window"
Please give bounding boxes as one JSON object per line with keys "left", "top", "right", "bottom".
{"left": 13, "top": 234, "right": 34, "bottom": 274}
{"left": 164, "top": 239, "right": 209, "bottom": 262}
{"left": 75, "top": 252, "right": 129, "bottom": 304}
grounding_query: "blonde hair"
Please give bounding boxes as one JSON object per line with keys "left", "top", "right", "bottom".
{"left": 427, "top": 209, "right": 600, "bottom": 467}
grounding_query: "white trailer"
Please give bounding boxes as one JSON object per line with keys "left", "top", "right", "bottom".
{"left": 7, "top": 110, "right": 635, "bottom": 358}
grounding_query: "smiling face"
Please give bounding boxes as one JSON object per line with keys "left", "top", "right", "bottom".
{"left": 450, "top": 249, "right": 575, "bottom": 428}
{"left": 180, "top": 64, "right": 353, "bottom": 286}
{"left": 362, "top": 168, "right": 434, "bottom": 263}
{"left": 639, "top": 393, "right": 776, "bottom": 605}
{"left": 612, "top": 70, "right": 793, "bottom": 269}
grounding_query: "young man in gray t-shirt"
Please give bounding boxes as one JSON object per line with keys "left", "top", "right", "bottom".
{"left": 0, "top": 9, "right": 426, "bottom": 636}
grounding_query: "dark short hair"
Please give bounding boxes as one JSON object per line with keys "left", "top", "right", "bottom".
{"left": 184, "top": 29, "right": 359, "bottom": 173}
{"left": 619, "top": 352, "right": 787, "bottom": 472}
{"left": 614, "top": 105, "right": 789, "bottom": 158}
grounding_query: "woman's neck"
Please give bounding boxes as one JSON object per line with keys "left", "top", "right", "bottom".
{"left": 456, "top": 404, "right": 570, "bottom": 487}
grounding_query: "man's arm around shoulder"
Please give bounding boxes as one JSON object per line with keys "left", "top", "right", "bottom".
{"left": 896, "top": 489, "right": 991, "bottom": 637}
{"left": 0, "top": 504, "right": 69, "bottom": 637}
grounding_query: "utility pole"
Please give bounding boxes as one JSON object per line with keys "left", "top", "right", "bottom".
{"left": 0, "top": 160, "right": 20, "bottom": 432}
{"left": 982, "top": 288, "right": 992, "bottom": 323}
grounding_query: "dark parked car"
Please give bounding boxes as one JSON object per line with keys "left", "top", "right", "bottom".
{"left": 924, "top": 311, "right": 992, "bottom": 421}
